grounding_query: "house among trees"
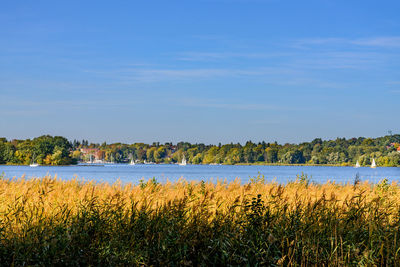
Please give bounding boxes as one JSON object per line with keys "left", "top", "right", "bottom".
{"left": 80, "top": 148, "right": 104, "bottom": 161}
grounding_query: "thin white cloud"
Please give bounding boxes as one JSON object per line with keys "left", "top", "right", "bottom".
{"left": 284, "top": 51, "right": 386, "bottom": 70}
{"left": 177, "top": 51, "right": 289, "bottom": 61}
{"left": 296, "top": 36, "right": 400, "bottom": 48}
{"left": 250, "top": 119, "right": 281, "bottom": 125}
{"left": 119, "top": 67, "right": 284, "bottom": 82}
{"left": 351, "top": 37, "right": 400, "bottom": 47}
{"left": 178, "top": 97, "right": 309, "bottom": 111}
{"left": 190, "top": 34, "right": 229, "bottom": 41}
{"left": 0, "top": 97, "right": 142, "bottom": 110}
{"left": 387, "top": 81, "right": 400, "bottom": 85}
{"left": 295, "top": 38, "right": 344, "bottom": 46}
{"left": 267, "top": 77, "right": 354, "bottom": 89}
{"left": 78, "top": 65, "right": 358, "bottom": 89}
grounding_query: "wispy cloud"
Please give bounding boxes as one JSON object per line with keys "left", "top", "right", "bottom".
{"left": 0, "top": 109, "right": 49, "bottom": 117}
{"left": 190, "top": 34, "right": 229, "bottom": 41}
{"left": 267, "top": 77, "right": 354, "bottom": 89}
{"left": 249, "top": 119, "right": 282, "bottom": 125}
{"left": 296, "top": 36, "right": 400, "bottom": 48}
{"left": 79, "top": 65, "right": 358, "bottom": 89}
{"left": 117, "top": 67, "right": 286, "bottom": 82}
{"left": 295, "top": 38, "right": 344, "bottom": 47}
{"left": 284, "top": 51, "right": 386, "bottom": 70}
{"left": 351, "top": 37, "right": 400, "bottom": 47}
{"left": 176, "top": 51, "right": 289, "bottom": 61}
{"left": 178, "top": 97, "right": 309, "bottom": 112}
{"left": 0, "top": 97, "right": 142, "bottom": 111}
{"left": 387, "top": 81, "right": 400, "bottom": 85}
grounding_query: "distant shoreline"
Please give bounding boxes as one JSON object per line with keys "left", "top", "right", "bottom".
{"left": 0, "top": 162, "right": 391, "bottom": 168}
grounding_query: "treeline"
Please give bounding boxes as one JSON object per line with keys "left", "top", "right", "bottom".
{"left": 1, "top": 135, "right": 400, "bottom": 166}
{"left": 0, "top": 136, "right": 75, "bottom": 165}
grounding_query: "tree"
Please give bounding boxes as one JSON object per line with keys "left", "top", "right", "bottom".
{"left": 154, "top": 147, "right": 166, "bottom": 163}
{"left": 146, "top": 147, "right": 156, "bottom": 163}
{"left": 203, "top": 147, "right": 219, "bottom": 164}
{"left": 280, "top": 150, "right": 305, "bottom": 164}
{"left": 265, "top": 147, "right": 278, "bottom": 163}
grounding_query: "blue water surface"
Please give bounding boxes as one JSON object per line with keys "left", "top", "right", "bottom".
{"left": 1, "top": 164, "right": 399, "bottom": 185}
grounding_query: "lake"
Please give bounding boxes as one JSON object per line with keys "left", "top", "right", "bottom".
{"left": 1, "top": 164, "right": 399, "bottom": 184}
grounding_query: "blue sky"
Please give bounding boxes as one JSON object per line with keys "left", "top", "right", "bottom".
{"left": 1, "top": 0, "right": 399, "bottom": 144}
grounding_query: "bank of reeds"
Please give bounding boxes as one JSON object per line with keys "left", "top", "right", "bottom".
{"left": 0, "top": 175, "right": 400, "bottom": 266}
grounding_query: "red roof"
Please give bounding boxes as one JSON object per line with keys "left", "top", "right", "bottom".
{"left": 80, "top": 148, "right": 99, "bottom": 153}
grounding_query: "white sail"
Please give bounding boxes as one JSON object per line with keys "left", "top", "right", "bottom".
{"left": 30, "top": 153, "right": 39, "bottom": 167}
{"left": 355, "top": 161, "right": 360, "bottom": 168}
{"left": 129, "top": 159, "right": 135, "bottom": 165}
{"left": 371, "top": 158, "right": 376, "bottom": 168}
{"left": 179, "top": 155, "right": 187, "bottom": 166}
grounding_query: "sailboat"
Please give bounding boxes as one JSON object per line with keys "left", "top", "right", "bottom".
{"left": 129, "top": 158, "right": 135, "bottom": 165}
{"left": 88, "top": 154, "right": 94, "bottom": 164}
{"left": 179, "top": 155, "right": 187, "bottom": 166}
{"left": 30, "top": 153, "right": 39, "bottom": 167}
{"left": 355, "top": 160, "right": 360, "bottom": 168}
{"left": 371, "top": 158, "right": 377, "bottom": 168}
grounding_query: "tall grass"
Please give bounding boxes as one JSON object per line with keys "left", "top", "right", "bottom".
{"left": 1, "top": 176, "right": 400, "bottom": 265}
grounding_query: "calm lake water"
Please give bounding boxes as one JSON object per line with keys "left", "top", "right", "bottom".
{"left": 1, "top": 164, "right": 399, "bottom": 184}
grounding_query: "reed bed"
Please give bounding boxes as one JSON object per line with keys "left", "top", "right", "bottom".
{"left": 0, "top": 175, "right": 400, "bottom": 266}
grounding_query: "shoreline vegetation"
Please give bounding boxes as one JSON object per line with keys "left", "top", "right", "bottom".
{"left": 235, "top": 162, "right": 353, "bottom": 167}
{"left": 1, "top": 134, "right": 400, "bottom": 167}
{"left": 0, "top": 162, "right": 377, "bottom": 167}
{"left": 1, "top": 175, "right": 400, "bottom": 265}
